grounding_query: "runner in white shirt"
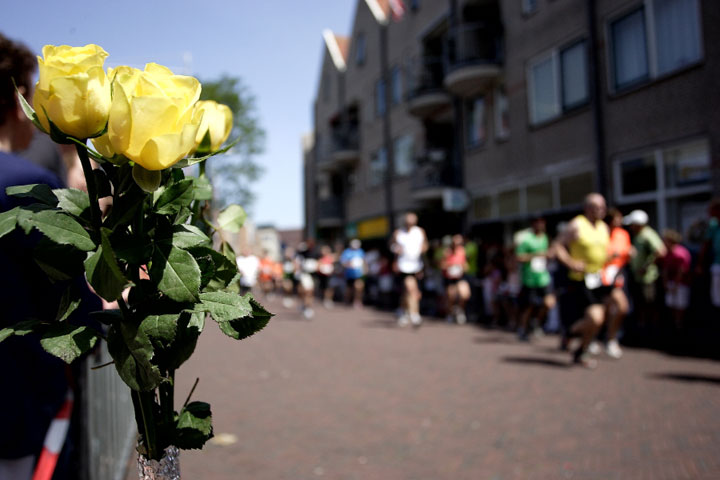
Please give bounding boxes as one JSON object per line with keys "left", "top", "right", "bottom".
{"left": 236, "top": 247, "right": 260, "bottom": 295}
{"left": 391, "top": 213, "right": 428, "bottom": 327}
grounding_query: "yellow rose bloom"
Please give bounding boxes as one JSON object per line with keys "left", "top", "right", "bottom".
{"left": 92, "top": 63, "right": 202, "bottom": 170}
{"left": 33, "top": 44, "right": 112, "bottom": 139}
{"left": 193, "top": 100, "right": 233, "bottom": 153}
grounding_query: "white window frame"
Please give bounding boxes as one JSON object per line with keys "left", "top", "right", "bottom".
{"left": 494, "top": 87, "right": 510, "bottom": 141}
{"left": 612, "top": 137, "right": 711, "bottom": 232}
{"left": 606, "top": 0, "right": 704, "bottom": 93}
{"left": 527, "top": 40, "right": 590, "bottom": 125}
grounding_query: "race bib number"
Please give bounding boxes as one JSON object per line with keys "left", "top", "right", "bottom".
{"left": 350, "top": 257, "right": 364, "bottom": 269}
{"left": 319, "top": 263, "right": 334, "bottom": 275}
{"left": 530, "top": 256, "right": 547, "bottom": 273}
{"left": 604, "top": 265, "right": 619, "bottom": 284}
{"left": 584, "top": 272, "right": 602, "bottom": 290}
{"left": 303, "top": 258, "right": 318, "bottom": 273}
{"left": 447, "top": 265, "right": 464, "bottom": 279}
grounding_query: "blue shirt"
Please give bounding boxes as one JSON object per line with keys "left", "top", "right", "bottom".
{"left": 340, "top": 248, "right": 365, "bottom": 279}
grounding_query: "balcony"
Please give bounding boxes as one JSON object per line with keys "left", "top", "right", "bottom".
{"left": 317, "top": 196, "right": 344, "bottom": 228}
{"left": 411, "top": 149, "right": 458, "bottom": 201}
{"left": 406, "top": 56, "right": 452, "bottom": 118}
{"left": 317, "top": 127, "right": 359, "bottom": 172}
{"left": 444, "top": 22, "right": 503, "bottom": 97}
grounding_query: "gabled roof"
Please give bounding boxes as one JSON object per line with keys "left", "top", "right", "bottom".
{"left": 365, "top": 0, "right": 390, "bottom": 25}
{"left": 322, "top": 30, "right": 349, "bottom": 72}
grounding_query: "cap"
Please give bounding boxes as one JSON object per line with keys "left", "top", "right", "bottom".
{"left": 623, "top": 209, "right": 649, "bottom": 226}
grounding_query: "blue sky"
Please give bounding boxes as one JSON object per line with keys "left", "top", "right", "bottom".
{"left": 2, "top": 0, "right": 357, "bottom": 229}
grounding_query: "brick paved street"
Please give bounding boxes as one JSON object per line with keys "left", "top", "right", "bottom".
{"left": 128, "top": 296, "right": 720, "bottom": 480}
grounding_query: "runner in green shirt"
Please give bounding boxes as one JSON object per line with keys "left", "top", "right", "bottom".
{"left": 515, "top": 217, "right": 556, "bottom": 341}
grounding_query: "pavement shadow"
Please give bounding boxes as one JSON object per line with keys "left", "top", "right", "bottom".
{"left": 362, "top": 318, "right": 402, "bottom": 329}
{"left": 646, "top": 372, "right": 720, "bottom": 386}
{"left": 501, "top": 355, "right": 571, "bottom": 369}
{"left": 473, "top": 335, "right": 517, "bottom": 345}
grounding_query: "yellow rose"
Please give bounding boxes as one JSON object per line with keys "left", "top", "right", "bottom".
{"left": 193, "top": 100, "right": 233, "bottom": 153}
{"left": 92, "top": 63, "right": 202, "bottom": 170}
{"left": 33, "top": 44, "right": 111, "bottom": 139}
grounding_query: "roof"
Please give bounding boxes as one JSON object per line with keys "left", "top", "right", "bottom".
{"left": 322, "top": 30, "right": 349, "bottom": 72}
{"left": 365, "top": 0, "right": 390, "bottom": 24}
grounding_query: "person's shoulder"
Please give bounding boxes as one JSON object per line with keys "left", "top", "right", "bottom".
{"left": 0, "top": 152, "right": 62, "bottom": 191}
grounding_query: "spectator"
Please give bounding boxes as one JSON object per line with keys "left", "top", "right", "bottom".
{"left": 661, "top": 229, "right": 692, "bottom": 330}
{"left": 625, "top": 210, "right": 667, "bottom": 330}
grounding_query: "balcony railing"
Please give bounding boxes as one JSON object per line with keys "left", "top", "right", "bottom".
{"left": 411, "top": 150, "right": 458, "bottom": 198}
{"left": 446, "top": 22, "right": 503, "bottom": 68}
{"left": 317, "top": 196, "right": 344, "bottom": 225}
{"left": 444, "top": 22, "right": 503, "bottom": 95}
{"left": 407, "top": 56, "right": 446, "bottom": 99}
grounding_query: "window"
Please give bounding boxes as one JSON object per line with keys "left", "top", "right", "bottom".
{"left": 410, "top": 0, "right": 420, "bottom": 12}
{"left": 466, "top": 96, "right": 486, "bottom": 147}
{"left": 664, "top": 139, "right": 710, "bottom": 188}
{"left": 610, "top": 0, "right": 702, "bottom": 91}
{"left": 522, "top": 0, "right": 538, "bottom": 15}
{"left": 355, "top": 33, "right": 366, "bottom": 66}
{"left": 391, "top": 67, "right": 403, "bottom": 105}
{"left": 620, "top": 155, "right": 657, "bottom": 195}
{"left": 376, "top": 78, "right": 386, "bottom": 117}
{"left": 369, "top": 147, "right": 387, "bottom": 187}
{"left": 528, "top": 40, "right": 589, "bottom": 124}
{"left": 494, "top": 87, "right": 510, "bottom": 140}
{"left": 498, "top": 189, "right": 520, "bottom": 216}
{"left": 559, "top": 171, "right": 594, "bottom": 206}
{"left": 526, "top": 182, "right": 553, "bottom": 212}
{"left": 393, "top": 134, "right": 415, "bottom": 176}
{"left": 473, "top": 196, "right": 493, "bottom": 219}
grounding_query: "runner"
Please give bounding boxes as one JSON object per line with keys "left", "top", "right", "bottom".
{"left": 391, "top": 213, "right": 428, "bottom": 327}
{"left": 340, "top": 239, "right": 366, "bottom": 309}
{"left": 552, "top": 193, "right": 610, "bottom": 368}
{"left": 441, "top": 234, "right": 471, "bottom": 324}
{"left": 258, "top": 250, "right": 278, "bottom": 299}
{"left": 515, "top": 216, "right": 555, "bottom": 341}
{"left": 596, "top": 208, "right": 632, "bottom": 359}
{"left": 236, "top": 246, "right": 260, "bottom": 295}
{"left": 295, "top": 241, "right": 319, "bottom": 319}
{"left": 317, "top": 245, "right": 337, "bottom": 309}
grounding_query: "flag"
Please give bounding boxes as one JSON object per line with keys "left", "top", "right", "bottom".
{"left": 389, "top": 0, "right": 406, "bottom": 22}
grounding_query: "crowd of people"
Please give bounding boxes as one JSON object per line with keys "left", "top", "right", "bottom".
{"left": 240, "top": 195, "right": 720, "bottom": 368}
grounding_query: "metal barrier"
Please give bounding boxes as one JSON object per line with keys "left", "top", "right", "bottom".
{"left": 82, "top": 341, "right": 137, "bottom": 480}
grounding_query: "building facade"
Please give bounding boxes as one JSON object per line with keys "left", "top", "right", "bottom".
{"left": 305, "top": 0, "right": 719, "bottom": 246}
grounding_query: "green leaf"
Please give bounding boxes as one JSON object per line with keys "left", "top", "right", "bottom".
{"left": 6, "top": 184, "right": 58, "bottom": 206}
{"left": 132, "top": 164, "right": 162, "bottom": 193}
{"left": 30, "top": 210, "right": 95, "bottom": 251}
{"left": 192, "top": 175, "right": 213, "bottom": 201}
{"left": 53, "top": 188, "right": 91, "bottom": 219}
{"left": 0, "top": 319, "right": 41, "bottom": 343}
{"left": 212, "top": 293, "right": 272, "bottom": 340}
{"left": 197, "top": 291, "right": 252, "bottom": 322}
{"left": 217, "top": 204, "right": 246, "bottom": 232}
{"left": 107, "top": 321, "right": 163, "bottom": 391}
{"left": 17, "top": 204, "right": 50, "bottom": 234}
{"left": 166, "top": 312, "right": 203, "bottom": 370}
{"left": 84, "top": 229, "right": 128, "bottom": 302}
{"left": 89, "top": 309, "right": 123, "bottom": 326}
{"left": 40, "top": 323, "right": 99, "bottom": 364}
{"left": 34, "top": 238, "right": 88, "bottom": 281}
{"left": 151, "top": 245, "right": 201, "bottom": 302}
{"left": 14, "top": 83, "right": 48, "bottom": 133}
{"left": 56, "top": 286, "right": 82, "bottom": 322}
{"left": 174, "top": 401, "right": 213, "bottom": 450}
{"left": 190, "top": 246, "right": 238, "bottom": 291}
{"left": 169, "top": 224, "right": 211, "bottom": 250}
{"left": 140, "top": 314, "right": 178, "bottom": 349}
{"left": 172, "top": 136, "right": 241, "bottom": 169}
{"left": 154, "top": 179, "right": 194, "bottom": 215}
{"left": 0, "top": 207, "right": 19, "bottom": 238}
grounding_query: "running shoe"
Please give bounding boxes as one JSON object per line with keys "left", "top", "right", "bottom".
{"left": 588, "top": 341, "right": 602, "bottom": 356}
{"left": 605, "top": 339, "right": 623, "bottom": 359}
{"left": 573, "top": 348, "right": 598, "bottom": 369}
{"left": 410, "top": 313, "right": 422, "bottom": 327}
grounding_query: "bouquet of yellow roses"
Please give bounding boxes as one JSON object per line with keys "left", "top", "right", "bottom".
{"left": 0, "top": 44, "right": 271, "bottom": 473}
